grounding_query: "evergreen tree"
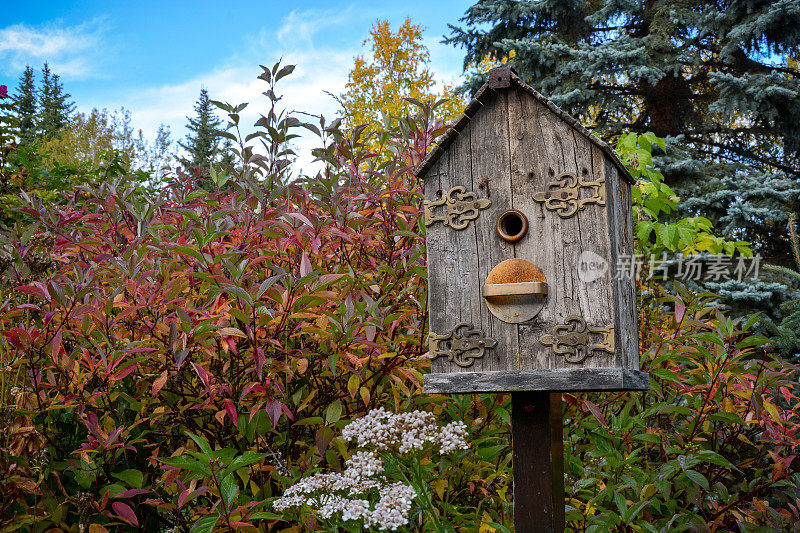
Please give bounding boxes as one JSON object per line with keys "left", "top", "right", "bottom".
{"left": 761, "top": 218, "right": 800, "bottom": 362}
{"left": 13, "top": 66, "right": 38, "bottom": 146}
{"left": 178, "top": 88, "right": 223, "bottom": 171}
{"left": 38, "top": 63, "right": 75, "bottom": 138}
{"left": 218, "top": 138, "right": 236, "bottom": 170}
{"left": 446, "top": 0, "right": 800, "bottom": 266}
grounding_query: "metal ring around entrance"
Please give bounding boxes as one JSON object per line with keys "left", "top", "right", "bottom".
{"left": 496, "top": 210, "right": 529, "bottom": 243}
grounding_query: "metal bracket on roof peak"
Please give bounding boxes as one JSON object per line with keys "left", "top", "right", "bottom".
{"left": 488, "top": 67, "right": 512, "bottom": 89}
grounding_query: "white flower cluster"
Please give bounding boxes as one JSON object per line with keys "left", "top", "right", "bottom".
{"left": 437, "top": 421, "right": 470, "bottom": 454}
{"left": 272, "top": 450, "right": 415, "bottom": 530}
{"left": 367, "top": 482, "right": 417, "bottom": 530}
{"left": 347, "top": 450, "right": 383, "bottom": 478}
{"left": 341, "top": 408, "right": 469, "bottom": 454}
{"left": 274, "top": 410, "right": 469, "bottom": 530}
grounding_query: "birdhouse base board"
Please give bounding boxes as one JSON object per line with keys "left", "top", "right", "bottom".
{"left": 423, "top": 368, "right": 650, "bottom": 393}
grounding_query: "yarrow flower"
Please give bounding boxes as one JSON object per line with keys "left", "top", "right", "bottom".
{"left": 364, "top": 482, "right": 417, "bottom": 530}
{"left": 437, "top": 421, "right": 469, "bottom": 454}
{"left": 273, "top": 409, "right": 468, "bottom": 530}
{"left": 273, "top": 449, "right": 415, "bottom": 530}
{"left": 341, "top": 407, "right": 469, "bottom": 454}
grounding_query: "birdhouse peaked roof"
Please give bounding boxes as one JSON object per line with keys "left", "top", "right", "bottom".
{"left": 415, "top": 67, "right": 636, "bottom": 185}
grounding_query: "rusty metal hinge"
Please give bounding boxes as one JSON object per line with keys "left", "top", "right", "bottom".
{"left": 533, "top": 172, "right": 606, "bottom": 218}
{"left": 424, "top": 186, "right": 491, "bottom": 230}
{"left": 540, "top": 316, "right": 615, "bottom": 364}
{"left": 428, "top": 323, "right": 498, "bottom": 368}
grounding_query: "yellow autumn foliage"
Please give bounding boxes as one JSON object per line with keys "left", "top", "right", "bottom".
{"left": 340, "top": 18, "right": 467, "bottom": 135}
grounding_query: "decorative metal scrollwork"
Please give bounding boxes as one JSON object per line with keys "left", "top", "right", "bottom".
{"left": 540, "top": 316, "right": 615, "bottom": 364}
{"left": 424, "top": 186, "right": 491, "bottom": 230}
{"left": 428, "top": 323, "right": 498, "bottom": 368}
{"left": 533, "top": 172, "right": 606, "bottom": 218}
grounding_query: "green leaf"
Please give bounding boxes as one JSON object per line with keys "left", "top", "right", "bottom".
{"left": 75, "top": 468, "right": 95, "bottom": 488}
{"left": 696, "top": 450, "right": 734, "bottom": 468}
{"left": 220, "top": 475, "right": 239, "bottom": 506}
{"left": 188, "top": 433, "right": 214, "bottom": 457}
{"left": 623, "top": 499, "right": 651, "bottom": 523}
{"left": 158, "top": 456, "right": 211, "bottom": 477}
{"left": 636, "top": 221, "right": 653, "bottom": 243}
{"left": 221, "top": 451, "right": 266, "bottom": 480}
{"left": 100, "top": 483, "right": 126, "bottom": 498}
{"left": 735, "top": 335, "right": 768, "bottom": 349}
{"left": 293, "top": 416, "right": 324, "bottom": 426}
{"left": 255, "top": 274, "right": 284, "bottom": 299}
{"left": 633, "top": 433, "right": 661, "bottom": 443}
{"left": 707, "top": 411, "right": 745, "bottom": 425}
{"left": 638, "top": 134, "right": 652, "bottom": 153}
{"left": 111, "top": 469, "right": 144, "bottom": 489}
{"left": 325, "top": 400, "right": 343, "bottom": 424}
{"left": 741, "top": 312, "right": 762, "bottom": 332}
{"left": 221, "top": 284, "right": 254, "bottom": 306}
{"left": 683, "top": 469, "right": 709, "bottom": 491}
{"left": 651, "top": 368, "right": 680, "bottom": 382}
{"left": 614, "top": 492, "right": 628, "bottom": 517}
{"left": 185, "top": 190, "right": 208, "bottom": 201}
{"left": 694, "top": 332, "right": 724, "bottom": 345}
{"left": 172, "top": 244, "right": 206, "bottom": 263}
{"left": 190, "top": 514, "right": 219, "bottom": 533}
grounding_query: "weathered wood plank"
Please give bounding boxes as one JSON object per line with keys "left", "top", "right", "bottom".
{"left": 470, "top": 89, "right": 518, "bottom": 371}
{"left": 568, "top": 126, "right": 615, "bottom": 370}
{"left": 619, "top": 172, "right": 639, "bottom": 369}
{"left": 426, "top": 117, "right": 487, "bottom": 374}
{"left": 509, "top": 89, "right": 615, "bottom": 371}
{"left": 424, "top": 368, "right": 650, "bottom": 393}
{"left": 424, "top": 157, "right": 448, "bottom": 361}
{"left": 604, "top": 158, "right": 639, "bottom": 369}
{"left": 506, "top": 88, "right": 554, "bottom": 371}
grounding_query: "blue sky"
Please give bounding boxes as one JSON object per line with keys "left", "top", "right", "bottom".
{"left": 1, "top": 1, "right": 473, "bottom": 169}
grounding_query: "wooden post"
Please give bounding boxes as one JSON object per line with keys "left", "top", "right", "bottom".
{"left": 511, "top": 391, "right": 565, "bottom": 532}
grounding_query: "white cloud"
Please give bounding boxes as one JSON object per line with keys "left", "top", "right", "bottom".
{"left": 0, "top": 18, "right": 108, "bottom": 79}
{"left": 101, "top": 8, "right": 359, "bottom": 174}
{"left": 89, "top": 6, "right": 467, "bottom": 175}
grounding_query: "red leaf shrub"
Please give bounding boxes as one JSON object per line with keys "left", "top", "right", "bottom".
{"left": 0, "top": 63, "right": 447, "bottom": 529}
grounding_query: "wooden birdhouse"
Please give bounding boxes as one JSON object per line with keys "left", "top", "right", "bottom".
{"left": 419, "top": 67, "right": 648, "bottom": 394}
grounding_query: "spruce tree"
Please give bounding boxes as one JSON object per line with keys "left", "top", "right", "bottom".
{"left": 178, "top": 88, "right": 223, "bottom": 171}
{"left": 38, "top": 63, "right": 75, "bottom": 138}
{"left": 446, "top": 0, "right": 800, "bottom": 265}
{"left": 13, "top": 66, "right": 38, "bottom": 146}
{"left": 447, "top": 0, "right": 800, "bottom": 314}
{"left": 761, "top": 218, "right": 800, "bottom": 362}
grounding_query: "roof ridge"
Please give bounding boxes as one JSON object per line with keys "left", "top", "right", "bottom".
{"left": 415, "top": 67, "right": 635, "bottom": 185}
